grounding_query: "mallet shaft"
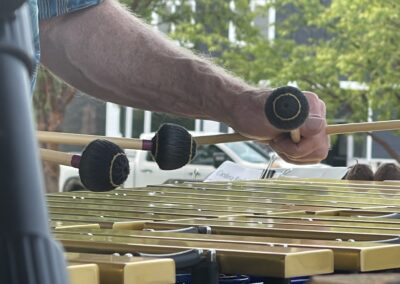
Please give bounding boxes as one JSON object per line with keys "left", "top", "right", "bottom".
{"left": 37, "top": 131, "right": 144, "bottom": 149}
{"left": 194, "top": 120, "right": 400, "bottom": 145}
{"left": 40, "top": 148, "right": 78, "bottom": 167}
{"left": 325, "top": 120, "right": 400, "bottom": 135}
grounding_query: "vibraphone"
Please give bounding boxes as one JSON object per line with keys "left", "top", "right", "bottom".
{"left": 47, "top": 178, "right": 400, "bottom": 284}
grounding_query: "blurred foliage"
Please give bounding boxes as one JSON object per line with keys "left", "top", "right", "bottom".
{"left": 33, "top": 67, "right": 76, "bottom": 193}
{"left": 226, "top": 0, "right": 399, "bottom": 123}
{"left": 119, "top": 0, "right": 399, "bottom": 123}
{"left": 33, "top": 67, "right": 75, "bottom": 132}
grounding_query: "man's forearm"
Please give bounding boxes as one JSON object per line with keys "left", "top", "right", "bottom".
{"left": 39, "top": 0, "right": 331, "bottom": 164}
{"left": 39, "top": 0, "right": 255, "bottom": 126}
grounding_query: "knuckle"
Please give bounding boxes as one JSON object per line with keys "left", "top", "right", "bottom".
{"left": 303, "top": 91, "right": 319, "bottom": 101}
{"left": 319, "top": 100, "right": 327, "bottom": 115}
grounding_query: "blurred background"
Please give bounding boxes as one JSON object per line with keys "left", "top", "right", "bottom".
{"left": 34, "top": 0, "right": 400, "bottom": 192}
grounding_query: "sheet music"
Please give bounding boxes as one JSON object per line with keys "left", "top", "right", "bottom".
{"left": 204, "top": 161, "right": 348, "bottom": 182}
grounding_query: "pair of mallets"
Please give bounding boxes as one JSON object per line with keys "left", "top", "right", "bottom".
{"left": 40, "top": 86, "right": 307, "bottom": 192}
{"left": 40, "top": 86, "right": 400, "bottom": 192}
{"left": 40, "top": 123, "right": 195, "bottom": 192}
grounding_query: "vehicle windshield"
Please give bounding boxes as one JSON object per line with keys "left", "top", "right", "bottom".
{"left": 225, "top": 142, "right": 269, "bottom": 163}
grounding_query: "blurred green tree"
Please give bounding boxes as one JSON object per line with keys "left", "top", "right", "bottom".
{"left": 34, "top": 68, "right": 75, "bottom": 193}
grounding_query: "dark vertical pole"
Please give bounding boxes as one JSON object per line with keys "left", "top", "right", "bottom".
{"left": 0, "top": 2, "right": 68, "bottom": 284}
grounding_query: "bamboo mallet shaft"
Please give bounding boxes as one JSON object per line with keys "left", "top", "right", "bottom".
{"left": 37, "top": 131, "right": 144, "bottom": 149}
{"left": 194, "top": 120, "right": 400, "bottom": 145}
{"left": 40, "top": 148, "right": 80, "bottom": 167}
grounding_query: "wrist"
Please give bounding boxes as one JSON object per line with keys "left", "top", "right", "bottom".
{"left": 209, "top": 84, "right": 254, "bottom": 126}
{"left": 228, "top": 89, "right": 281, "bottom": 139}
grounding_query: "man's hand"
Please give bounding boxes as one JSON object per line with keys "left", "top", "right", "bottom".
{"left": 231, "top": 89, "right": 329, "bottom": 164}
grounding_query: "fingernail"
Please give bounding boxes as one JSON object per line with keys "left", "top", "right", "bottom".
{"left": 304, "top": 116, "right": 324, "bottom": 133}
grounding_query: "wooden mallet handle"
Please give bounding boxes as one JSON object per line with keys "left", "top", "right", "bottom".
{"left": 40, "top": 148, "right": 80, "bottom": 168}
{"left": 37, "top": 131, "right": 151, "bottom": 150}
{"left": 194, "top": 120, "right": 400, "bottom": 145}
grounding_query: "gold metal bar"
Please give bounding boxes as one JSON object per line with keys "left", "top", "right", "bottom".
{"left": 159, "top": 183, "right": 400, "bottom": 201}
{"left": 50, "top": 212, "right": 153, "bottom": 230}
{"left": 51, "top": 221, "right": 100, "bottom": 230}
{"left": 334, "top": 209, "right": 400, "bottom": 217}
{"left": 143, "top": 220, "right": 400, "bottom": 241}
{"left": 55, "top": 186, "right": 400, "bottom": 204}
{"left": 47, "top": 198, "right": 311, "bottom": 216}
{"left": 47, "top": 191, "right": 380, "bottom": 211}
{"left": 48, "top": 201, "right": 248, "bottom": 217}
{"left": 70, "top": 186, "right": 399, "bottom": 211}
{"left": 142, "top": 185, "right": 400, "bottom": 201}
{"left": 49, "top": 207, "right": 186, "bottom": 221}
{"left": 236, "top": 213, "right": 400, "bottom": 225}
{"left": 51, "top": 214, "right": 143, "bottom": 229}
{"left": 309, "top": 273, "right": 400, "bottom": 284}
{"left": 67, "top": 263, "right": 99, "bottom": 284}
{"left": 79, "top": 229, "right": 400, "bottom": 272}
{"left": 221, "top": 177, "right": 400, "bottom": 186}
{"left": 215, "top": 215, "right": 400, "bottom": 231}
{"left": 49, "top": 209, "right": 170, "bottom": 222}
{"left": 56, "top": 230, "right": 333, "bottom": 278}
{"left": 179, "top": 179, "right": 400, "bottom": 194}
{"left": 67, "top": 252, "right": 175, "bottom": 284}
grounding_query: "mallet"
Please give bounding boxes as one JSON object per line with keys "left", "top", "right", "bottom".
{"left": 264, "top": 86, "right": 309, "bottom": 142}
{"left": 38, "top": 123, "right": 196, "bottom": 171}
{"left": 40, "top": 139, "right": 130, "bottom": 192}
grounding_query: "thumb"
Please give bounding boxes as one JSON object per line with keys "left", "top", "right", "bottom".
{"left": 300, "top": 115, "right": 325, "bottom": 137}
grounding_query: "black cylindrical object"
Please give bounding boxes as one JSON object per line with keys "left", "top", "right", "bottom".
{"left": 0, "top": 3, "right": 68, "bottom": 284}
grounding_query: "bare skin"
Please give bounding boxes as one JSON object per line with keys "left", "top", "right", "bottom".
{"left": 39, "top": 0, "right": 329, "bottom": 164}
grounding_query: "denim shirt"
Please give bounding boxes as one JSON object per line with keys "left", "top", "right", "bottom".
{"left": 28, "top": 0, "right": 102, "bottom": 89}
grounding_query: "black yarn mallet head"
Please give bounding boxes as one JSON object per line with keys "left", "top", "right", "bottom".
{"left": 374, "top": 163, "right": 400, "bottom": 181}
{"left": 151, "top": 123, "right": 197, "bottom": 170}
{"left": 264, "top": 86, "right": 309, "bottom": 130}
{"left": 343, "top": 164, "right": 374, "bottom": 181}
{"left": 79, "top": 139, "right": 130, "bottom": 192}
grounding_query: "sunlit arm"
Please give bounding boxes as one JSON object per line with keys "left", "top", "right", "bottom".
{"left": 39, "top": 0, "right": 329, "bottom": 164}
{"left": 38, "top": 0, "right": 280, "bottom": 137}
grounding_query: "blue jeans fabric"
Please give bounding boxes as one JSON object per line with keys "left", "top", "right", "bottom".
{"left": 28, "top": 0, "right": 102, "bottom": 89}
